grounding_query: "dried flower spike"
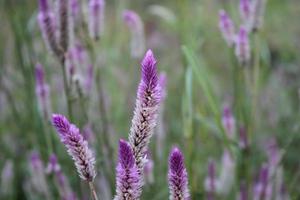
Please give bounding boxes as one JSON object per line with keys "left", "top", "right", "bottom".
{"left": 52, "top": 114, "right": 96, "bottom": 182}
{"left": 123, "top": 10, "right": 145, "bottom": 58}
{"left": 235, "top": 26, "right": 250, "bottom": 65}
{"left": 168, "top": 147, "right": 190, "bottom": 200}
{"left": 219, "top": 10, "right": 236, "bottom": 47}
{"left": 114, "top": 139, "right": 141, "bottom": 200}
{"left": 88, "top": 0, "right": 105, "bottom": 40}
{"left": 129, "top": 49, "right": 162, "bottom": 171}
{"left": 38, "top": 0, "right": 61, "bottom": 57}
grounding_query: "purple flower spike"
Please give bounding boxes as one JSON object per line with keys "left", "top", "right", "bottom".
{"left": 114, "top": 140, "right": 141, "bottom": 200}
{"left": 35, "top": 63, "right": 51, "bottom": 121}
{"left": 205, "top": 159, "right": 216, "bottom": 200}
{"left": 238, "top": 182, "right": 248, "bottom": 200}
{"left": 168, "top": 147, "right": 190, "bottom": 200}
{"left": 129, "top": 50, "right": 162, "bottom": 171}
{"left": 219, "top": 10, "right": 236, "bottom": 47}
{"left": 250, "top": 0, "right": 267, "bottom": 32}
{"left": 52, "top": 114, "right": 96, "bottom": 182}
{"left": 240, "top": 0, "right": 251, "bottom": 24}
{"left": 123, "top": 10, "right": 145, "bottom": 58}
{"left": 235, "top": 26, "right": 250, "bottom": 65}
{"left": 88, "top": 0, "right": 105, "bottom": 40}
{"left": 57, "top": 0, "right": 69, "bottom": 53}
{"left": 239, "top": 126, "right": 249, "bottom": 149}
{"left": 222, "top": 105, "right": 236, "bottom": 139}
{"left": 38, "top": 0, "right": 61, "bottom": 57}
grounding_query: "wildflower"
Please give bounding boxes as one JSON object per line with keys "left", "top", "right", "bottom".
{"left": 123, "top": 10, "right": 145, "bottom": 58}
{"left": 35, "top": 63, "right": 52, "bottom": 121}
{"left": 204, "top": 159, "right": 216, "bottom": 200}
{"left": 221, "top": 105, "right": 236, "bottom": 139}
{"left": 129, "top": 49, "right": 162, "bottom": 171}
{"left": 168, "top": 147, "right": 190, "bottom": 200}
{"left": 235, "top": 26, "right": 250, "bottom": 65}
{"left": 238, "top": 182, "right": 248, "bottom": 200}
{"left": 88, "top": 0, "right": 105, "bottom": 40}
{"left": 219, "top": 10, "right": 236, "bottom": 47}
{"left": 253, "top": 164, "right": 269, "bottom": 200}
{"left": 38, "top": 0, "right": 61, "bottom": 57}
{"left": 240, "top": 0, "right": 252, "bottom": 29}
{"left": 114, "top": 139, "right": 141, "bottom": 200}
{"left": 52, "top": 114, "right": 96, "bottom": 181}
{"left": 57, "top": 0, "right": 70, "bottom": 53}
{"left": 239, "top": 126, "right": 249, "bottom": 150}
{"left": 250, "top": 0, "right": 267, "bottom": 32}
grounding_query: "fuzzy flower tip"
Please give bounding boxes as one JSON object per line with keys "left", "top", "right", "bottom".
{"left": 168, "top": 147, "right": 190, "bottom": 200}
{"left": 218, "top": 9, "right": 236, "bottom": 47}
{"left": 235, "top": 26, "right": 250, "bottom": 65}
{"left": 52, "top": 114, "right": 96, "bottom": 181}
{"left": 129, "top": 50, "right": 162, "bottom": 171}
{"left": 114, "top": 139, "right": 141, "bottom": 200}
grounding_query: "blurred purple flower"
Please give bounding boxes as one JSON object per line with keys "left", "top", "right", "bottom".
{"left": 123, "top": 10, "right": 145, "bottom": 58}
{"left": 57, "top": 0, "right": 70, "bottom": 53}
{"left": 235, "top": 26, "right": 250, "bottom": 65}
{"left": 238, "top": 182, "right": 248, "bottom": 200}
{"left": 52, "top": 114, "right": 96, "bottom": 181}
{"left": 168, "top": 147, "right": 190, "bottom": 200}
{"left": 204, "top": 159, "right": 216, "bottom": 200}
{"left": 144, "top": 152, "right": 154, "bottom": 184}
{"left": 250, "top": 0, "right": 267, "bottom": 32}
{"left": 239, "top": 126, "right": 249, "bottom": 149}
{"left": 253, "top": 164, "right": 269, "bottom": 200}
{"left": 222, "top": 105, "right": 236, "bottom": 139}
{"left": 38, "top": 0, "right": 61, "bottom": 57}
{"left": 114, "top": 139, "right": 141, "bottom": 200}
{"left": 240, "top": 0, "right": 252, "bottom": 28}
{"left": 88, "top": 0, "right": 105, "bottom": 40}
{"left": 219, "top": 10, "right": 236, "bottom": 47}
{"left": 129, "top": 50, "right": 162, "bottom": 172}
{"left": 35, "top": 63, "right": 52, "bottom": 121}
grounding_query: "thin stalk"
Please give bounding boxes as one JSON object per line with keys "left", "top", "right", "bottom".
{"left": 89, "top": 181, "right": 99, "bottom": 200}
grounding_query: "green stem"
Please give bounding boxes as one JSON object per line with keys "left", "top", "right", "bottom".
{"left": 89, "top": 181, "right": 99, "bottom": 200}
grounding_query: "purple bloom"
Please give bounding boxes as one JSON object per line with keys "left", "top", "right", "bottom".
{"left": 235, "top": 26, "right": 250, "bottom": 65}
{"left": 253, "top": 164, "right": 269, "bottom": 200}
{"left": 221, "top": 105, "right": 236, "bottom": 139}
{"left": 219, "top": 10, "right": 236, "bottom": 47}
{"left": 168, "top": 147, "right": 190, "bottom": 200}
{"left": 35, "top": 63, "right": 51, "bottom": 121}
{"left": 114, "top": 139, "right": 141, "bottom": 200}
{"left": 204, "top": 160, "right": 216, "bottom": 200}
{"left": 123, "top": 10, "right": 145, "bottom": 58}
{"left": 238, "top": 182, "right": 248, "bottom": 200}
{"left": 38, "top": 0, "right": 61, "bottom": 57}
{"left": 250, "top": 0, "right": 267, "bottom": 32}
{"left": 240, "top": 0, "right": 251, "bottom": 25}
{"left": 88, "top": 0, "right": 105, "bottom": 40}
{"left": 52, "top": 114, "right": 96, "bottom": 181}
{"left": 239, "top": 126, "right": 249, "bottom": 149}
{"left": 129, "top": 50, "right": 162, "bottom": 171}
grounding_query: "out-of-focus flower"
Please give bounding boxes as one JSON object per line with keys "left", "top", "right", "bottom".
{"left": 219, "top": 10, "right": 236, "bottom": 47}
{"left": 240, "top": 0, "right": 252, "bottom": 30}
{"left": 253, "top": 164, "right": 269, "bottom": 200}
{"left": 250, "top": 0, "right": 267, "bottom": 32}
{"left": 237, "top": 182, "right": 248, "bottom": 200}
{"left": 148, "top": 5, "right": 176, "bottom": 24}
{"left": 235, "top": 26, "right": 250, "bottom": 65}
{"left": 38, "top": 0, "right": 61, "bottom": 57}
{"left": 168, "top": 147, "right": 190, "bottom": 200}
{"left": 204, "top": 159, "right": 216, "bottom": 200}
{"left": 52, "top": 114, "right": 96, "bottom": 182}
{"left": 114, "top": 139, "right": 141, "bottom": 200}
{"left": 28, "top": 152, "right": 51, "bottom": 198}
{"left": 216, "top": 150, "right": 235, "bottom": 195}
{"left": 46, "top": 154, "right": 76, "bottom": 200}
{"left": 88, "top": 0, "right": 105, "bottom": 40}
{"left": 239, "top": 126, "right": 249, "bottom": 150}
{"left": 222, "top": 105, "right": 236, "bottom": 139}
{"left": 123, "top": 10, "right": 145, "bottom": 58}
{"left": 57, "top": 0, "right": 70, "bottom": 53}
{"left": 35, "top": 63, "right": 52, "bottom": 121}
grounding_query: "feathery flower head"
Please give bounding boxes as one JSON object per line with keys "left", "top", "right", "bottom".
{"left": 219, "top": 10, "right": 236, "bottom": 47}
{"left": 123, "top": 10, "right": 145, "bottom": 58}
{"left": 88, "top": 0, "right": 105, "bottom": 40}
{"left": 129, "top": 50, "right": 162, "bottom": 172}
{"left": 114, "top": 139, "right": 141, "bottom": 200}
{"left": 52, "top": 114, "right": 96, "bottom": 181}
{"left": 168, "top": 147, "right": 190, "bottom": 200}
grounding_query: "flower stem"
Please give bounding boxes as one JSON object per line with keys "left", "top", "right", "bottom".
{"left": 89, "top": 181, "right": 99, "bottom": 200}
